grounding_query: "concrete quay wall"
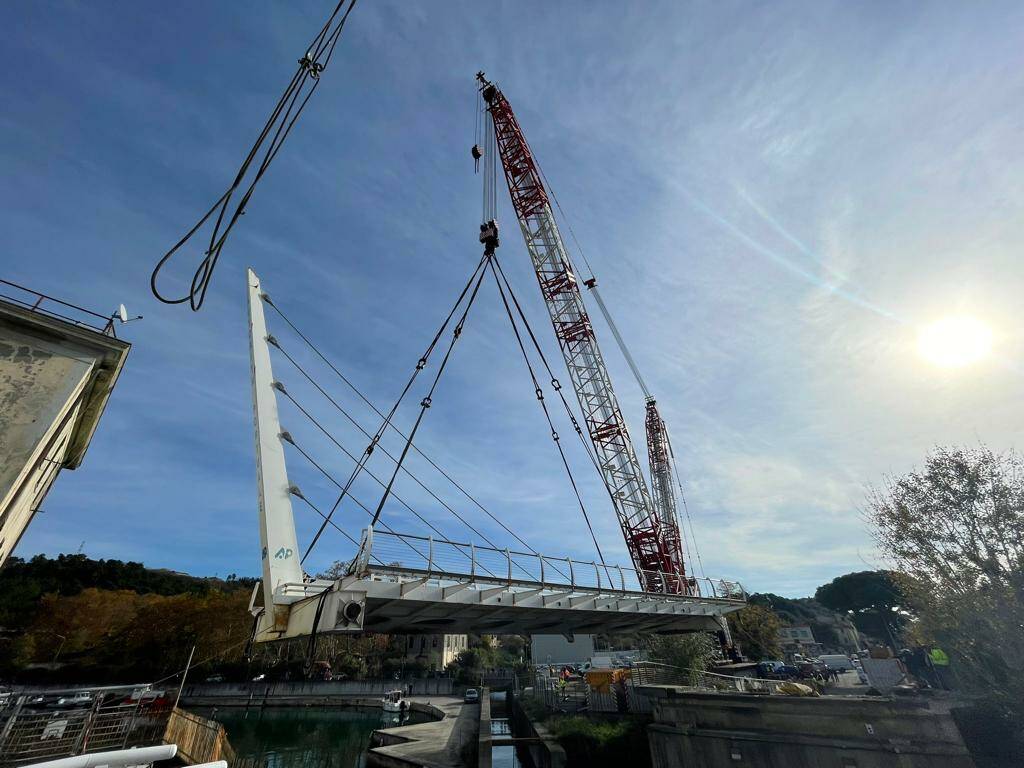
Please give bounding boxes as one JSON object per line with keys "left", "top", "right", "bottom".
{"left": 643, "top": 686, "right": 976, "bottom": 768}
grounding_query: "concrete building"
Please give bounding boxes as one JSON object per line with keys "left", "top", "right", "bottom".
{"left": 402, "top": 634, "right": 468, "bottom": 672}
{"left": 778, "top": 625, "right": 824, "bottom": 660}
{"left": 0, "top": 287, "right": 129, "bottom": 566}
{"left": 531, "top": 634, "right": 595, "bottom": 666}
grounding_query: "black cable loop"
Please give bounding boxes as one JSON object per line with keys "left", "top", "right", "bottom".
{"left": 150, "top": 0, "right": 358, "bottom": 311}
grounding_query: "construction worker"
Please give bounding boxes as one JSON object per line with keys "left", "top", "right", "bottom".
{"left": 929, "top": 647, "right": 951, "bottom": 689}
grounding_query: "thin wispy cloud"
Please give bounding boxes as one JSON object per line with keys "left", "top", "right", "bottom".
{"left": 2, "top": 0, "right": 1021, "bottom": 597}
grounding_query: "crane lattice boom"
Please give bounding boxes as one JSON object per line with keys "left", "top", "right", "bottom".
{"left": 478, "top": 73, "right": 688, "bottom": 593}
{"left": 645, "top": 397, "right": 687, "bottom": 581}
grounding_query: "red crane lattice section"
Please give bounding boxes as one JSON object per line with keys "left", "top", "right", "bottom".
{"left": 479, "top": 74, "right": 687, "bottom": 592}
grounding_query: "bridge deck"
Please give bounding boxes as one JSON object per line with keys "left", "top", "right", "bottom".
{"left": 254, "top": 557, "right": 745, "bottom": 640}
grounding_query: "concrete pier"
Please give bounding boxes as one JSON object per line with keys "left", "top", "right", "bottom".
{"left": 368, "top": 696, "right": 480, "bottom": 768}
{"left": 643, "top": 685, "right": 976, "bottom": 768}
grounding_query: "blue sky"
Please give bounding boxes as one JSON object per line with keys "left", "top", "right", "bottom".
{"left": 3, "top": 1, "right": 1022, "bottom": 597}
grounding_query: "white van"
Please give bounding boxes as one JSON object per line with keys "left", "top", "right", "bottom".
{"left": 819, "top": 654, "right": 854, "bottom": 672}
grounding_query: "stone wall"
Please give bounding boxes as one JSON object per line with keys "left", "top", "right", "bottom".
{"left": 644, "top": 686, "right": 975, "bottom": 768}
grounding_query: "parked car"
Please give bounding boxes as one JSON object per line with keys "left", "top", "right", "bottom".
{"left": 54, "top": 692, "right": 92, "bottom": 708}
{"left": 205, "top": 674, "right": 224, "bottom": 683}
{"left": 463, "top": 688, "right": 480, "bottom": 704}
{"left": 756, "top": 661, "right": 785, "bottom": 677}
{"left": 819, "top": 654, "right": 855, "bottom": 672}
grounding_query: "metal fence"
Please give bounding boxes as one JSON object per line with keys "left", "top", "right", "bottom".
{"left": 0, "top": 686, "right": 172, "bottom": 767}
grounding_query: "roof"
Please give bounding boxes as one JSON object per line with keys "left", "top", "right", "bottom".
{"left": 0, "top": 295, "right": 130, "bottom": 469}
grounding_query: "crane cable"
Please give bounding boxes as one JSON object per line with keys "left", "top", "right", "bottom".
{"left": 150, "top": 0, "right": 358, "bottom": 311}
{"left": 488, "top": 257, "right": 624, "bottom": 523}
{"left": 297, "top": 251, "right": 490, "bottom": 563}
{"left": 488, "top": 258, "right": 611, "bottom": 579}
{"left": 370, "top": 256, "right": 490, "bottom": 529}
{"left": 261, "top": 297, "right": 557, "bottom": 561}
{"left": 269, "top": 340, "right": 563, "bottom": 582}
{"left": 665, "top": 429, "right": 707, "bottom": 581}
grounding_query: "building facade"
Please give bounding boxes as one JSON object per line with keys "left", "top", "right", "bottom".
{"left": 0, "top": 291, "right": 129, "bottom": 566}
{"left": 402, "top": 634, "right": 468, "bottom": 672}
{"left": 778, "top": 625, "right": 823, "bottom": 660}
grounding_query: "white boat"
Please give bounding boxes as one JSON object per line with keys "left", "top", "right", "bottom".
{"left": 382, "top": 689, "right": 407, "bottom": 713}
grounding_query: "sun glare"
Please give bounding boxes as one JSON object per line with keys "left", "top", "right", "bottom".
{"left": 916, "top": 315, "right": 993, "bottom": 368}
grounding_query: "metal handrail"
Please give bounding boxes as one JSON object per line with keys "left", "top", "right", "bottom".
{"left": 368, "top": 529, "right": 746, "bottom": 601}
{"left": 0, "top": 278, "right": 117, "bottom": 336}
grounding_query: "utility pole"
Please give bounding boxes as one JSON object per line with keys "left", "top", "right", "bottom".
{"left": 173, "top": 645, "right": 196, "bottom": 711}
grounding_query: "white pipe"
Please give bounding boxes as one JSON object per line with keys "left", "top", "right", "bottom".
{"left": 25, "top": 744, "right": 177, "bottom": 768}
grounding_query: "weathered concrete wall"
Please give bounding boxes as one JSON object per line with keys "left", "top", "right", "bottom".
{"left": 508, "top": 690, "right": 566, "bottom": 768}
{"left": 0, "top": 326, "right": 96, "bottom": 563}
{"left": 532, "top": 634, "right": 595, "bottom": 666}
{"left": 181, "top": 678, "right": 454, "bottom": 706}
{"left": 644, "top": 686, "right": 975, "bottom": 768}
{"left": 0, "top": 299, "right": 129, "bottom": 566}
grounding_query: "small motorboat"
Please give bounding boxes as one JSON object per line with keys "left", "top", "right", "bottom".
{"left": 381, "top": 689, "right": 407, "bottom": 713}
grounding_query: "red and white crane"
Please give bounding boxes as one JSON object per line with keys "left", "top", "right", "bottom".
{"left": 476, "top": 73, "right": 692, "bottom": 594}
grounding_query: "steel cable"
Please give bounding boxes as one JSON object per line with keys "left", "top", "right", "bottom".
{"left": 263, "top": 296, "right": 546, "bottom": 558}
{"left": 294, "top": 253, "right": 490, "bottom": 562}
{"left": 150, "top": 0, "right": 358, "bottom": 311}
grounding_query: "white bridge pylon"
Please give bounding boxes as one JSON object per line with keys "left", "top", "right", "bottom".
{"left": 246, "top": 269, "right": 745, "bottom": 641}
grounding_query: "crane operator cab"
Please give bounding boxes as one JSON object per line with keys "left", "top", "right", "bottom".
{"left": 480, "top": 219, "right": 499, "bottom": 255}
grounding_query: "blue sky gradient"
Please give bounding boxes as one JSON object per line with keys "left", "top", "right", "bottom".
{"left": 3, "top": 1, "right": 1022, "bottom": 597}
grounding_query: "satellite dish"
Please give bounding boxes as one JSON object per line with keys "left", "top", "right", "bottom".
{"left": 118, "top": 304, "right": 129, "bottom": 323}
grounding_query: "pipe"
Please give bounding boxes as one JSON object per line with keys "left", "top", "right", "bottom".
{"left": 25, "top": 744, "right": 177, "bottom": 768}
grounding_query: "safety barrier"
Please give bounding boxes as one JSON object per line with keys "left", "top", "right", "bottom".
{"left": 0, "top": 685, "right": 171, "bottom": 767}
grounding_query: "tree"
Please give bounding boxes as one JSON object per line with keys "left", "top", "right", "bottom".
{"left": 645, "top": 633, "right": 716, "bottom": 677}
{"left": 727, "top": 604, "right": 781, "bottom": 660}
{"left": 867, "top": 446, "right": 1024, "bottom": 718}
{"left": 814, "top": 570, "right": 907, "bottom": 641}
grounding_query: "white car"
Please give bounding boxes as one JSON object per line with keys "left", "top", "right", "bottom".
{"left": 463, "top": 688, "right": 480, "bottom": 704}
{"left": 56, "top": 693, "right": 92, "bottom": 708}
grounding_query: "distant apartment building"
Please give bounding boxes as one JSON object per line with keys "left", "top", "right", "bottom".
{"left": 402, "top": 634, "right": 468, "bottom": 672}
{"left": 0, "top": 284, "right": 129, "bottom": 566}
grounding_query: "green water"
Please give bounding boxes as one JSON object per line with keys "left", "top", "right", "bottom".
{"left": 193, "top": 706, "right": 431, "bottom": 768}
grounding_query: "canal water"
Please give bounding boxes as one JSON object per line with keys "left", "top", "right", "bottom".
{"left": 193, "top": 706, "right": 431, "bottom": 768}
{"left": 490, "top": 691, "right": 527, "bottom": 768}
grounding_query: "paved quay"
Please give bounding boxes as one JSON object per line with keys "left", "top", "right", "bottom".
{"left": 369, "top": 696, "right": 480, "bottom": 768}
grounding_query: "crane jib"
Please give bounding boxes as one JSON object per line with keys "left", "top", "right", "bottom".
{"left": 478, "top": 73, "right": 692, "bottom": 594}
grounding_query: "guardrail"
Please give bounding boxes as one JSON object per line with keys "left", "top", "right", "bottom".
{"left": 365, "top": 529, "right": 746, "bottom": 601}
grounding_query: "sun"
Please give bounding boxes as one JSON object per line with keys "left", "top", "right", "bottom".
{"left": 916, "top": 315, "right": 993, "bottom": 368}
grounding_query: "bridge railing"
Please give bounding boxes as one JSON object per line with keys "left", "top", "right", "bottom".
{"left": 366, "top": 529, "right": 745, "bottom": 601}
